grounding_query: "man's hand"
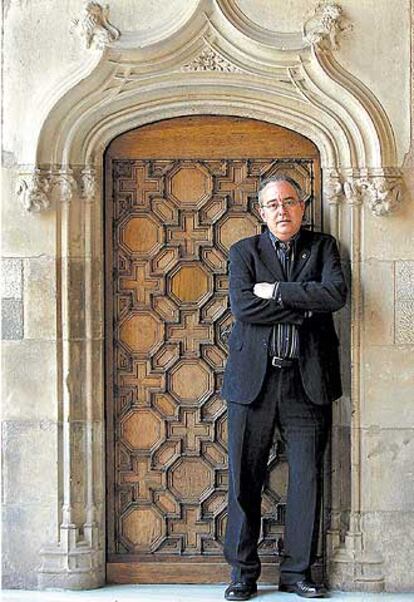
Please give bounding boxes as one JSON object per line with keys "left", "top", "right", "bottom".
{"left": 253, "top": 282, "right": 276, "bottom": 300}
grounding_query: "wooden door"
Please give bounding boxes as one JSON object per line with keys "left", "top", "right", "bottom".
{"left": 105, "top": 116, "right": 321, "bottom": 584}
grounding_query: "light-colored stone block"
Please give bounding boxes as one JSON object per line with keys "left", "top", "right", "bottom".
{"left": 1, "top": 258, "right": 23, "bottom": 298}
{"left": 235, "top": 0, "right": 309, "bottom": 32}
{"left": 362, "top": 511, "right": 414, "bottom": 592}
{"left": 23, "top": 256, "right": 56, "bottom": 339}
{"left": 395, "top": 261, "right": 414, "bottom": 344}
{"left": 1, "top": 298, "right": 23, "bottom": 340}
{"left": 363, "top": 201, "right": 414, "bottom": 261}
{"left": 363, "top": 345, "right": 414, "bottom": 428}
{"left": 361, "top": 427, "right": 414, "bottom": 512}
{"left": 2, "top": 420, "right": 58, "bottom": 504}
{"left": 362, "top": 259, "right": 394, "bottom": 346}
{"left": 2, "top": 502, "right": 58, "bottom": 589}
{"left": 1, "top": 168, "right": 56, "bottom": 257}
{"left": 1, "top": 340, "right": 57, "bottom": 420}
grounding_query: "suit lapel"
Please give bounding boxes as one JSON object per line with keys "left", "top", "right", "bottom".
{"left": 290, "top": 228, "right": 312, "bottom": 281}
{"left": 258, "top": 231, "right": 285, "bottom": 282}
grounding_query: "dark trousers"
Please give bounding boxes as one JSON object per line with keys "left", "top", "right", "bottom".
{"left": 224, "top": 361, "right": 331, "bottom": 585}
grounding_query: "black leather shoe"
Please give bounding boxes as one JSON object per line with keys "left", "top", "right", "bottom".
{"left": 279, "top": 580, "right": 327, "bottom": 598}
{"left": 224, "top": 581, "right": 257, "bottom": 600}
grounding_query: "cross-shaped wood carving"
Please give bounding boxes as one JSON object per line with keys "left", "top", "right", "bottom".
{"left": 120, "top": 262, "right": 161, "bottom": 306}
{"left": 167, "top": 311, "right": 212, "bottom": 356}
{"left": 167, "top": 213, "right": 210, "bottom": 257}
{"left": 118, "top": 164, "right": 161, "bottom": 208}
{"left": 216, "top": 161, "right": 257, "bottom": 208}
{"left": 120, "top": 361, "right": 165, "bottom": 404}
{"left": 170, "top": 409, "right": 211, "bottom": 453}
{"left": 120, "top": 457, "right": 163, "bottom": 501}
{"left": 169, "top": 507, "right": 211, "bottom": 550}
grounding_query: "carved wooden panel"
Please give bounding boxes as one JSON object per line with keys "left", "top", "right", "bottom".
{"left": 106, "top": 117, "right": 321, "bottom": 583}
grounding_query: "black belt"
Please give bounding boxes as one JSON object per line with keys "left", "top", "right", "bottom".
{"left": 270, "top": 356, "right": 298, "bottom": 369}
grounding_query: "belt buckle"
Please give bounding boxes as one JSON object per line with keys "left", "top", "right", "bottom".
{"left": 271, "top": 356, "right": 284, "bottom": 368}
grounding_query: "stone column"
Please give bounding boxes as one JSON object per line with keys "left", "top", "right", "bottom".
{"left": 327, "top": 170, "right": 385, "bottom": 592}
{"left": 35, "top": 165, "right": 106, "bottom": 589}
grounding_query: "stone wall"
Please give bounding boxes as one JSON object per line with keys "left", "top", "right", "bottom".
{"left": 359, "top": 183, "right": 414, "bottom": 591}
{"left": 2, "top": 0, "right": 413, "bottom": 592}
{"left": 2, "top": 163, "right": 59, "bottom": 588}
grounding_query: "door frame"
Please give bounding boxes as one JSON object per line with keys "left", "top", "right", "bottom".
{"left": 103, "top": 117, "right": 323, "bottom": 584}
{"left": 25, "top": 1, "right": 403, "bottom": 592}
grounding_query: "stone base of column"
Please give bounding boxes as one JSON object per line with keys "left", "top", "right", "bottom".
{"left": 38, "top": 524, "right": 105, "bottom": 590}
{"left": 327, "top": 531, "right": 385, "bottom": 593}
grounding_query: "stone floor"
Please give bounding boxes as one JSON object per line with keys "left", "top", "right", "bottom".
{"left": 2, "top": 586, "right": 414, "bottom": 602}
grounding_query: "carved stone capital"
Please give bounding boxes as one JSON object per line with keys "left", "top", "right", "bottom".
{"left": 324, "top": 170, "right": 344, "bottom": 205}
{"left": 80, "top": 165, "right": 98, "bottom": 203}
{"left": 303, "top": 1, "right": 352, "bottom": 51}
{"left": 182, "top": 47, "right": 242, "bottom": 73}
{"left": 53, "top": 168, "right": 77, "bottom": 203}
{"left": 343, "top": 177, "right": 365, "bottom": 207}
{"left": 17, "top": 166, "right": 96, "bottom": 212}
{"left": 72, "top": 1, "right": 120, "bottom": 50}
{"left": 362, "top": 174, "right": 404, "bottom": 217}
{"left": 16, "top": 169, "right": 52, "bottom": 213}
{"left": 323, "top": 168, "right": 405, "bottom": 215}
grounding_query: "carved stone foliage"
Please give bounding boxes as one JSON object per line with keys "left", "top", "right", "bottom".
{"left": 16, "top": 169, "right": 51, "bottom": 213}
{"left": 324, "top": 170, "right": 344, "bottom": 206}
{"left": 72, "top": 1, "right": 120, "bottom": 50}
{"left": 54, "top": 169, "right": 77, "bottom": 203}
{"left": 363, "top": 176, "right": 404, "bottom": 217}
{"left": 322, "top": 170, "right": 405, "bottom": 216}
{"left": 80, "top": 165, "right": 99, "bottom": 202}
{"left": 108, "top": 157, "right": 318, "bottom": 560}
{"left": 303, "top": 1, "right": 352, "bottom": 51}
{"left": 182, "top": 47, "right": 242, "bottom": 73}
{"left": 343, "top": 177, "right": 365, "bottom": 207}
{"left": 16, "top": 167, "right": 77, "bottom": 212}
{"left": 16, "top": 166, "right": 98, "bottom": 212}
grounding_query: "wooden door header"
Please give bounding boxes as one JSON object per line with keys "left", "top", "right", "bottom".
{"left": 106, "top": 116, "right": 319, "bottom": 160}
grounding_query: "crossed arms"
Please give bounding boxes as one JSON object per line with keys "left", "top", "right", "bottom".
{"left": 228, "top": 237, "right": 347, "bottom": 326}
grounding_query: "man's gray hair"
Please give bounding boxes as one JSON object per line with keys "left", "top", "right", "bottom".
{"left": 258, "top": 174, "right": 306, "bottom": 205}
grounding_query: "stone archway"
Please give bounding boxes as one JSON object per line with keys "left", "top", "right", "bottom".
{"left": 19, "top": 0, "right": 404, "bottom": 591}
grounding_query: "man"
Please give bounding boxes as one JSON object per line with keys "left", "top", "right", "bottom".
{"left": 222, "top": 175, "right": 347, "bottom": 600}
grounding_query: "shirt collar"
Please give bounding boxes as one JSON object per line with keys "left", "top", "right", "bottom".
{"left": 268, "top": 228, "right": 302, "bottom": 251}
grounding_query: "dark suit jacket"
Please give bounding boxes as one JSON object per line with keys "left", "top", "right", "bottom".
{"left": 221, "top": 228, "right": 347, "bottom": 405}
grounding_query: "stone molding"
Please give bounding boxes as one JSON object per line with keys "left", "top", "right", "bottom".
{"left": 27, "top": 2, "right": 401, "bottom": 210}
{"left": 72, "top": 1, "right": 120, "bottom": 50}
{"left": 25, "top": 0, "right": 409, "bottom": 591}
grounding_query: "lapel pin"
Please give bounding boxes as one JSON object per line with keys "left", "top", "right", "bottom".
{"left": 302, "top": 252, "right": 308, "bottom": 259}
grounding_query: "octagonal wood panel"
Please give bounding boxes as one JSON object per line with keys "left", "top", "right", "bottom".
{"left": 105, "top": 115, "right": 321, "bottom": 584}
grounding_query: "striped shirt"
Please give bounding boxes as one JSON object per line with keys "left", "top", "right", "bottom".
{"left": 268, "top": 230, "right": 300, "bottom": 359}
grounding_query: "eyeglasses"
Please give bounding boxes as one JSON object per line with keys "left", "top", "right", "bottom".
{"left": 260, "top": 199, "right": 302, "bottom": 211}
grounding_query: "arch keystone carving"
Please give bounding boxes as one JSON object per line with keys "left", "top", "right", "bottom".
{"left": 182, "top": 46, "right": 242, "bottom": 73}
